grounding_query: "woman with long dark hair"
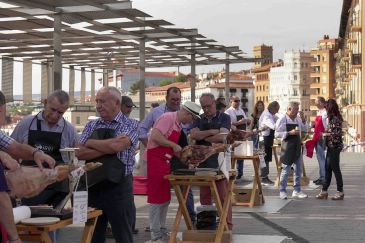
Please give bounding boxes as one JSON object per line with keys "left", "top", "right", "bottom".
{"left": 316, "top": 98, "right": 344, "bottom": 200}
{"left": 249, "top": 100, "right": 265, "bottom": 148}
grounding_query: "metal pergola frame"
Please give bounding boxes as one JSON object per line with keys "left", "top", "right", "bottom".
{"left": 0, "top": 0, "right": 256, "bottom": 118}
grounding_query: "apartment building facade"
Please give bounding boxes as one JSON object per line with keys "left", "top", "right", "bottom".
{"left": 310, "top": 36, "right": 338, "bottom": 121}
{"left": 269, "top": 51, "right": 313, "bottom": 118}
{"left": 335, "top": 0, "right": 365, "bottom": 144}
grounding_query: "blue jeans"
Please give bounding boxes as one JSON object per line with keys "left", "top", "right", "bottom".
{"left": 251, "top": 134, "right": 259, "bottom": 149}
{"left": 315, "top": 140, "right": 326, "bottom": 181}
{"left": 236, "top": 160, "right": 244, "bottom": 178}
{"left": 279, "top": 156, "right": 302, "bottom": 193}
{"left": 185, "top": 187, "right": 196, "bottom": 223}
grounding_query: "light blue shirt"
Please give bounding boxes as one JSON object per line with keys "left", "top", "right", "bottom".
{"left": 11, "top": 112, "right": 78, "bottom": 149}
{"left": 138, "top": 103, "right": 174, "bottom": 140}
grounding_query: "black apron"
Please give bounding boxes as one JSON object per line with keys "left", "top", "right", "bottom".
{"left": 83, "top": 128, "right": 126, "bottom": 188}
{"left": 236, "top": 114, "right": 246, "bottom": 130}
{"left": 170, "top": 129, "right": 189, "bottom": 172}
{"left": 263, "top": 129, "right": 275, "bottom": 162}
{"left": 280, "top": 119, "right": 302, "bottom": 165}
{"left": 22, "top": 113, "right": 68, "bottom": 192}
{"left": 196, "top": 112, "right": 222, "bottom": 168}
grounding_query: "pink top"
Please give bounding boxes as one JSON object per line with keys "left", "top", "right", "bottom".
{"left": 143, "top": 111, "right": 181, "bottom": 160}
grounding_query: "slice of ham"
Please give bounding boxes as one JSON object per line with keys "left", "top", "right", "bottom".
{"left": 180, "top": 144, "right": 229, "bottom": 165}
{"left": 5, "top": 162, "right": 102, "bottom": 199}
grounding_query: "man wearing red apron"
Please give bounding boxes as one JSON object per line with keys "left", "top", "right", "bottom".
{"left": 146, "top": 101, "right": 200, "bottom": 242}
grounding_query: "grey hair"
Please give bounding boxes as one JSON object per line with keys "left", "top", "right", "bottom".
{"left": 0, "top": 91, "right": 6, "bottom": 105}
{"left": 47, "top": 90, "right": 69, "bottom": 106}
{"left": 267, "top": 101, "right": 279, "bottom": 112}
{"left": 288, "top": 101, "right": 300, "bottom": 109}
{"left": 99, "top": 87, "right": 121, "bottom": 103}
{"left": 199, "top": 93, "right": 215, "bottom": 103}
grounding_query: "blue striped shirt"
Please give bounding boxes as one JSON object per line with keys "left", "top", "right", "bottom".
{"left": 0, "top": 130, "right": 14, "bottom": 150}
{"left": 79, "top": 112, "right": 139, "bottom": 176}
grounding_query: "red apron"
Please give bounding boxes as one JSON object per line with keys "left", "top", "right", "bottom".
{"left": 305, "top": 115, "right": 325, "bottom": 158}
{"left": 147, "top": 130, "right": 181, "bottom": 204}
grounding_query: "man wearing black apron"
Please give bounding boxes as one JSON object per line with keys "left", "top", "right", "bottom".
{"left": 77, "top": 87, "right": 139, "bottom": 243}
{"left": 225, "top": 96, "right": 250, "bottom": 180}
{"left": 190, "top": 93, "right": 233, "bottom": 229}
{"left": 0, "top": 90, "right": 55, "bottom": 243}
{"left": 11, "top": 90, "right": 77, "bottom": 207}
{"left": 275, "top": 101, "right": 308, "bottom": 200}
{"left": 258, "top": 101, "right": 280, "bottom": 185}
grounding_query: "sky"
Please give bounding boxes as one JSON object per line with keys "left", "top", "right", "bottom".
{"left": 4, "top": 0, "right": 343, "bottom": 95}
{"left": 133, "top": 0, "right": 343, "bottom": 72}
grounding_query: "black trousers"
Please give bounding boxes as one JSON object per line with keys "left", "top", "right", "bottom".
{"left": 322, "top": 147, "right": 343, "bottom": 192}
{"left": 89, "top": 176, "right": 134, "bottom": 243}
{"left": 261, "top": 135, "right": 274, "bottom": 178}
{"left": 21, "top": 189, "right": 67, "bottom": 208}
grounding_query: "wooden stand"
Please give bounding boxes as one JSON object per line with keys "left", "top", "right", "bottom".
{"left": 231, "top": 155, "right": 265, "bottom": 207}
{"left": 16, "top": 209, "right": 102, "bottom": 243}
{"left": 165, "top": 172, "right": 235, "bottom": 243}
{"left": 272, "top": 144, "right": 310, "bottom": 188}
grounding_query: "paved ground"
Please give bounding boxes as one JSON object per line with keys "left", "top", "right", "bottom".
{"left": 57, "top": 152, "right": 365, "bottom": 243}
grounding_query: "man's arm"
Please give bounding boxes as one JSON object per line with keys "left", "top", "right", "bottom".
{"left": 150, "top": 128, "right": 181, "bottom": 154}
{"left": 0, "top": 192, "right": 21, "bottom": 242}
{"left": 76, "top": 144, "right": 104, "bottom": 160}
{"left": 85, "top": 135, "right": 132, "bottom": 154}
{"left": 205, "top": 127, "right": 230, "bottom": 143}
{"left": 4, "top": 141, "right": 55, "bottom": 169}
{"left": 189, "top": 128, "right": 220, "bottom": 141}
{"left": 0, "top": 151, "right": 19, "bottom": 171}
{"left": 138, "top": 109, "right": 157, "bottom": 146}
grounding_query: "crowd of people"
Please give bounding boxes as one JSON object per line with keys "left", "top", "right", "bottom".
{"left": 0, "top": 85, "right": 345, "bottom": 243}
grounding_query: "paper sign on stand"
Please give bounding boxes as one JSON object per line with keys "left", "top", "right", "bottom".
{"left": 218, "top": 152, "right": 230, "bottom": 180}
{"left": 73, "top": 191, "right": 88, "bottom": 224}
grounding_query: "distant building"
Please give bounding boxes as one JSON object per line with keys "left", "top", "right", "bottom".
{"left": 252, "top": 60, "right": 283, "bottom": 107}
{"left": 62, "top": 105, "right": 96, "bottom": 133}
{"left": 269, "top": 51, "right": 313, "bottom": 118}
{"left": 310, "top": 35, "right": 338, "bottom": 121}
{"left": 253, "top": 44, "right": 273, "bottom": 68}
{"left": 140, "top": 72, "right": 255, "bottom": 115}
{"left": 114, "top": 69, "right": 177, "bottom": 94}
{"left": 335, "top": 0, "right": 365, "bottom": 145}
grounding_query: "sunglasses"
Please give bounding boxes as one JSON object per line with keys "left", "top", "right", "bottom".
{"left": 233, "top": 100, "right": 240, "bottom": 102}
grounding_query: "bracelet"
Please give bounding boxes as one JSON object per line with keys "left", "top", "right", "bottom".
{"left": 32, "top": 148, "right": 43, "bottom": 158}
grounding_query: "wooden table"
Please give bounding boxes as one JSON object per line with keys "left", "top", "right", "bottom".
{"left": 165, "top": 172, "right": 235, "bottom": 243}
{"left": 272, "top": 144, "right": 310, "bottom": 188}
{"left": 16, "top": 209, "right": 102, "bottom": 243}
{"left": 231, "top": 155, "right": 265, "bottom": 207}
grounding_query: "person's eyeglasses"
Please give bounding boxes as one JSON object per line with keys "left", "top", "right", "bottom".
{"left": 233, "top": 100, "right": 240, "bottom": 102}
{"left": 126, "top": 105, "right": 133, "bottom": 108}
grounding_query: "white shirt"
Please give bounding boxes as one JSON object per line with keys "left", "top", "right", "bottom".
{"left": 225, "top": 106, "right": 247, "bottom": 124}
{"left": 317, "top": 108, "right": 328, "bottom": 129}
{"left": 259, "top": 109, "right": 279, "bottom": 136}
{"left": 275, "top": 114, "right": 309, "bottom": 141}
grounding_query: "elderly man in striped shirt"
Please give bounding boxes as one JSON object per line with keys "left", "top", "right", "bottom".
{"left": 77, "top": 87, "right": 139, "bottom": 243}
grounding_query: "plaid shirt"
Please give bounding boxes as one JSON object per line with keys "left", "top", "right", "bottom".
{"left": 79, "top": 112, "right": 139, "bottom": 176}
{"left": 0, "top": 130, "right": 14, "bottom": 150}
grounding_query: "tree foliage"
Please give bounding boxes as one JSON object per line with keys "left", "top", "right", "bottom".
{"left": 159, "top": 79, "right": 174, "bottom": 87}
{"left": 130, "top": 80, "right": 147, "bottom": 95}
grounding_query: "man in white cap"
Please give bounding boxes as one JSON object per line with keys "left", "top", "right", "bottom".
{"left": 146, "top": 101, "right": 200, "bottom": 243}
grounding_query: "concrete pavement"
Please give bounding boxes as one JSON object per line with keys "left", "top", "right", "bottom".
{"left": 57, "top": 152, "right": 365, "bottom": 243}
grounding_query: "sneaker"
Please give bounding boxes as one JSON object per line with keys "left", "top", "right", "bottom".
{"left": 279, "top": 191, "right": 288, "bottom": 200}
{"left": 236, "top": 175, "right": 242, "bottom": 180}
{"left": 315, "top": 180, "right": 324, "bottom": 186}
{"left": 261, "top": 177, "right": 274, "bottom": 185}
{"left": 313, "top": 178, "right": 320, "bottom": 184}
{"left": 145, "top": 240, "right": 165, "bottom": 243}
{"left": 292, "top": 191, "right": 308, "bottom": 199}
